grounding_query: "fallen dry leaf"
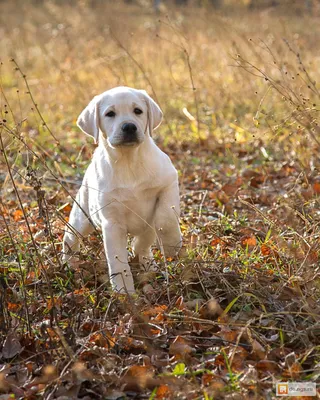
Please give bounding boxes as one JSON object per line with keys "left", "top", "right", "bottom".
{"left": 156, "top": 384, "right": 172, "bottom": 399}
{"left": 241, "top": 235, "right": 257, "bottom": 248}
{"left": 123, "top": 365, "right": 155, "bottom": 391}
{"left": 169, "top": 336, "right": 194, "bottom": 359}
{"left": 2, "top": 331, "right": 22, "bottom": 359}
{"left": 199, "top": 299, "right": 223, "bottom": 319}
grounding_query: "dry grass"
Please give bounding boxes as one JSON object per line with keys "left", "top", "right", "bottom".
{"left": 0, "top": 1, "right": 320, "bottom": 399}
{"left": 1, "top": 1, "right": 319, "bottom": 145}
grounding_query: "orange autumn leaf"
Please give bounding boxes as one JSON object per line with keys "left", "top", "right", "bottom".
{"left": 12, "top": 209, "right": 24, "bottom": 221}
{"left": 199, "top": 299, "right": 223, "bottom": 319}
{"left": 26, "top": 362, "right": 34, "bottom": 374}
{"left": 46, "top": 297, "right": 62, "bottom": 311}
{"left": 78, "top": 350, "right": 99, "bottom": 362}
{"left": 256, "top": 360, "right": 280, "bottom": 375}
{"left": 25, "top": 271, "right": 38, "bottom": 285}
{"left": 241, "top": 235, "right": 257, "bottom": 248}
{"left": 230, "top": 349, "right": 247, "bottom": 372}
{"left": 169, "top": 335, "right": 194, "bottom": 359}
{"left": 250, "top": 174, "right": 265, "bottom": 188}
{"left": 208, "top": 191, "right": 217, "bottom": 200}
{"left": 216, "top": 190, "right": 229, "bottom": 205}
{"left": 261, "top": 244, "right": 271, "bottom": 255}
{"left": 175, "top": 296, "right": 186, "bottom": 310}
{"left": 221, "top": 182, "right": 240, "bottom": 196}
{"left": 73, "top": 288, "right": 90, "bottom": 295}
{"left": 123, "top": 365, "right": 154, "bottom": 391}
{"left": 283, "top": 361, "right": 302, "bottom": 380}
{"left": 210, "top": 237, "right": 225, "bottom": 247}
{"left": 119, "top": 336, "right": 147, "bottom": 352}
{"left": 251, "top": 339, "right": 266, "bottom": 360}
{"left": 202, "top": 373, "right": 214, "bottom": 386}
{"left": 89, "top": 330, "right": 115, "bottom": 348}
{"left": 217, "top": 329, "right": 238, "bottom": 343}
{"left": 313, "top": 181, "right": 320, "bottom": 194}
{"left": 81, "top": 321, "right": 100, "bottom": 334}
{"left": 206, "top": 377, "right": 225, "bottom": 392}
{"left": 7, "top": 302, "right": 22, "bottom": 312}
{"left": 58, "top": 203, "right": 72, "bottom": 215}
{"left": 46, "top": 327, "right": 59, "bottom": 339}
{"left": 150, "top": 328, "right": 161, "bottom": 335}
{"left": 143, "top": 305, "right": 167, "bottom": 317}
{"left": 261, "top": 243, "right": 279, "bottom": 258}
{"left": 156, "top": 384, "right": 171, "bottom": 399}
{"left": 126, "top": 365, "right": 154, "bottom": 378}
{"left": 152, "top": 313, "right": 165, "bottom": 323}
{"left": 214, "top": 354, "right": 226, "bottom": 367}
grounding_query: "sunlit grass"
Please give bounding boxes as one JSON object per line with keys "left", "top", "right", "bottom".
{"left": 0, "top": 1, "right": 320, "bottom": 398}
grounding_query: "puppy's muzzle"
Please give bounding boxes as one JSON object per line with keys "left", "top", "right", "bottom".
{"left": 122, "top": 123, "right": 138, "bottom": 144}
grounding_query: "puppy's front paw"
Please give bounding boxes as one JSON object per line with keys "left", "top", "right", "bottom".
{"left": 61, "top": 252, "right": 71, "bottom": 264}
{"left": 110, "top": 267, "right": 135, "bottom": 295}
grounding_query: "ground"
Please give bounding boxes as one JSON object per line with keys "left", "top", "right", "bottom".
{"left": 0, "top": 1, "right": 319, "bottom": 399}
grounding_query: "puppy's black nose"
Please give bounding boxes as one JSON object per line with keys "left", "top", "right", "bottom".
{"left": 122, "top": 123, "right": 137, "bottom": 134}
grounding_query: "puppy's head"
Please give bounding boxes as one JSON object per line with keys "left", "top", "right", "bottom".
{"left": 77, "top": 87, "right": 163, "bottom": 147}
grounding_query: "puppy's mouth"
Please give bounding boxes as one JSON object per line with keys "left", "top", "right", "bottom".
{"left": 108, "top": 130, "right": 144, "bottom": 148}
{"left": 117, "top": 141, "right": 140, "bottom": 147}
{"left": 108, "top": 137, "right": 142, "bottom": 148}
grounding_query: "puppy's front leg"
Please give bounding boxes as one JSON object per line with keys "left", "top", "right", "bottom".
{"left": 102, "top": 221, "right": 135, "bottom": 294}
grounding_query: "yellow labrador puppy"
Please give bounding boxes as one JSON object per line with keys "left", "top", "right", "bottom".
{"left": 63, "top": 87, "right": 181, "bottom": 293}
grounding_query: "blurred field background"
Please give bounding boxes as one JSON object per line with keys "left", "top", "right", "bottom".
{"left": 1, "top": 0, "right": 320, "bottom": 399}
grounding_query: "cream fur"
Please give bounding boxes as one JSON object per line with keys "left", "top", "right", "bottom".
{"left": 63, "top": 87, "right": 181, "bottom": 293}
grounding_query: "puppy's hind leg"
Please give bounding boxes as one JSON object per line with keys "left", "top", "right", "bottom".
{"left": 155, "top": 184, "right": 182, "bottom": 259}
{"left": 62, "top": 196, "right": 95, "bottom": 262}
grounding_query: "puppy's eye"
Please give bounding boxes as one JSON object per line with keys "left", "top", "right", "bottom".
{"left": 105, "top": 111, "right": 116, "bottom": 117}
{"left": 134, "top": 108, "right": 143, "bottom": 115}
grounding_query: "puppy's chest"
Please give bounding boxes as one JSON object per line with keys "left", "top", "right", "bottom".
{"left": 94, "top": 184, "right": 160, "bottom": 231}
{"left": 107, "top": 185, "right": 159, "bottom": 207}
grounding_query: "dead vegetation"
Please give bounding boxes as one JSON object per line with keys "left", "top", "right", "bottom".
{"left": 0, "top": 1, "right": 320, "bottom": 399}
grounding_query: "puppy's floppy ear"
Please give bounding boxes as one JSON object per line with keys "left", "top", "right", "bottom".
{"left": 77, "top": 95, "right": 100, "bottom": 143}
{"left": 139, "top": 90, "right": 163, "bottom": 136}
